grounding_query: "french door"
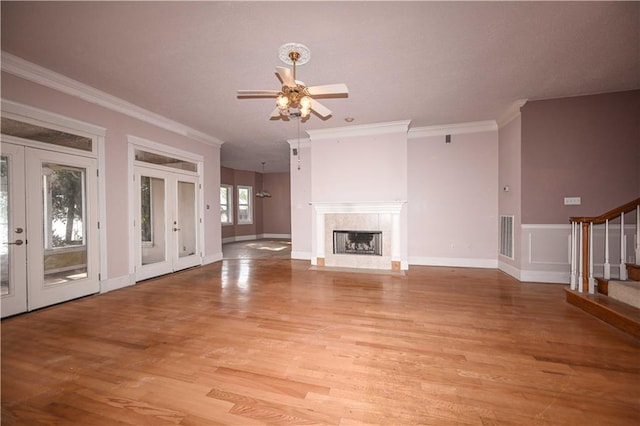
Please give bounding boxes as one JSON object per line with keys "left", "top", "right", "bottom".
{"left": 1, "top": 142, "right": 99, "bottom": 317}
{"left": 134, "top": 166, "right": 200, "bottom": 281}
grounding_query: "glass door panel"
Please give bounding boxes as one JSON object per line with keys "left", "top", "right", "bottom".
{"left": 177, "top": 181, "right": 196, "bottom": 259}
{"left": 140, "top": 176, "right": 166, "bottom": 266}
{"left": 1, "top": 155, "right": 9, "bottom": 295}
{"left": 42, "top": 163, "right": 88, "bottom": 286}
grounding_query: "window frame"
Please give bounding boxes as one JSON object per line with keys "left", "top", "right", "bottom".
{"left": 237, "top": 185, "right": 253, "bottom": 225}
{"left": 220, "top": 184, "right": 233, "bottom": 225}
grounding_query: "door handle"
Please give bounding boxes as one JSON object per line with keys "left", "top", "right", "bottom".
{"left": 173, "top": 228, "right": 181, "bottom": 232}
{"left": 5, "top": 239, "right": 24, "bottom": 246}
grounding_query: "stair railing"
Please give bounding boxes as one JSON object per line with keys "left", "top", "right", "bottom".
{"left": 569, "top": 198, "right": 640, "bottom": 293}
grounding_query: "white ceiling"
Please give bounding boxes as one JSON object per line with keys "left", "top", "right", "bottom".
{"left": 2, "top": 2, "right": 638, "bottom": 173}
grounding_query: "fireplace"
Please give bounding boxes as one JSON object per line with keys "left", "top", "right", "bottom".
{"left": 311, "top": 201, "right": 406, "bottom": 271}
{"left": 333, "top": 230, "right": 382, "bottom": 256}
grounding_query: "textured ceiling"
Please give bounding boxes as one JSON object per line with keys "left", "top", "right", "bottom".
{"left": 2, "top": 1, "right": 638, "bottom": 172}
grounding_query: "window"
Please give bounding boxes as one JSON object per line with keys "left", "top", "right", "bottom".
{"left": 43, "top": 163, "right": 86, "bottom": 250}
{"left": 237, "top": 185, "right": 253, "bottom": 224}
{"left": 220, "top": 184, "right": 233, "bottom": 225}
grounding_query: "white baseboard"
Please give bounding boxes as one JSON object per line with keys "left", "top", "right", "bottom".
{"left": 498, "top": 261, "right": 521, "bottom": 280}
{"left": 498, "top": 260, "right": 569, "bottom": 284}
{"left": 409, "top": 256, "right": 498, "bottom": 269}
{"left": 100, "top": 273, "right": 135, "bottom": 293}
{"left": 262, "top": 233, "right": 291, "bottom": 239}
{"left": 291, "top": 251, "right": 312, "bottom": 260}
{"left": 203, "top": 252, "right": 223, "bottom": 265}
{"left": 222, "top": 234, "right": 292, "bottom": 244}
{"left": 519, "top": 270, "right": 569, "bottom": 284}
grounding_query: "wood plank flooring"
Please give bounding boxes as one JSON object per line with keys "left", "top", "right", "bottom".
{"left": 2, "top": 260, "right": 639, "bottom": 425}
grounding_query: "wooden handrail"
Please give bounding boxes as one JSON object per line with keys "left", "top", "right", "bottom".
{"left": 570, "top": 197, "right": 640, "bottom": 224}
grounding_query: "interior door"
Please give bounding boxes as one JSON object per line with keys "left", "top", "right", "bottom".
{"left": 1, "top": 143, "right": 28, "bottom": 317}
{"left": 1, "top": 143, "right": 99, "bottom": 317}
{"left": 135, "top": 167, "right": 200, "bottom": 281}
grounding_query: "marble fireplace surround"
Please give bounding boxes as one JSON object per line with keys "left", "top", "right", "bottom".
{"left": 312, "top": 202, "right": 405, "bottom": 270}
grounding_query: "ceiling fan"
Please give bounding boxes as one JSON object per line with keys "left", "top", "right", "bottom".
{"left": 237, "top": 43, "right": 349, "bottom": 120}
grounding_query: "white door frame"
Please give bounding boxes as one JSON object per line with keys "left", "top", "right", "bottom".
{"left": 127, "top": 135, "right": 204, "bottom": 282}
{"left": 1, "top": 100, "right": 106, "bottom": 317}
{"left": 1, "top": 143, "right": 27, "bottom": 317}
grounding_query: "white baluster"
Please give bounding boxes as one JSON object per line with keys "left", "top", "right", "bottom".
{"left": 635, "top": 205, "right": 640, "bottom": 265}
{"left": 604, "top": 219, "right": 611, "bottom": 279}
{"left": 589, "top": 222, "right": 596, "bottom": 293}
{"left": 620, "top": 213, "right": 628, "bottom": 280}
{"left": 578, "top": 223, "right": 584, "bottom": 292}
{"left": 570, "top": 221, "right": 577, "bottom": 290}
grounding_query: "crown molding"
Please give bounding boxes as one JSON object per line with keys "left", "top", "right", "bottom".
{"left": 408, "top": 120, "right": 497, "bottom": 139}
{"left": 287, "top": 137, "right": 311, "bottom": 148}
{"left": 497, "top": 99, "right": 528, "bottom": 128}
{"left": 1, "top": 51, "right": 224, "bottom": 148}
{"left": 306, "top": 120, "right": 411, "bottom": 141}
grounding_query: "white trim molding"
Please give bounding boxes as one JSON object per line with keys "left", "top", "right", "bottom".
{"left": 307, "top": 120, "right": 411, "bottom": 140}
{"left": 408, "top": 120, "right": 497, "bottom": 139}
{"left": 101, "top": 274, "right": 135, "bottom": 294}
{"left": 498, "top": 99, "right": 528, "bottom": 128}
{"left": 291, "top": 251, "right": 312, "bottom": 260}
{"left": 203, "top": 252, "right": 223, "bottom": 265}
{"left": 1, "top": 51, "right": 224, "bottom": 148}
{"left": 410, "top": 256, "right": 498, "bottom": 269}
{"left": 287, "top": 137, "right": 311, "bottom": 149}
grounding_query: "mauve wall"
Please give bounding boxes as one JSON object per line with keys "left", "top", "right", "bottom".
{"left": 221, "top": 167, "right": 291, "bottom": 239}
{"left": 407, "top": 130, "right": 499, "bottom": 266}
{"left": 2, "top": 72, "right": 222, "bottom": 281}
{"left": 498, "top": 115, "right": 522, "bottom": 270}
{"left": 521, "top": 90, "right": 640, "bottom": 224}
{"left": 263, "top": 172, "right": 291, "bottom": 235}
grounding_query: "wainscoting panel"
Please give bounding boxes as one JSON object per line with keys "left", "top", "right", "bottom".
{"left": 520, "top": 224, "right": 636, "bottom": 284}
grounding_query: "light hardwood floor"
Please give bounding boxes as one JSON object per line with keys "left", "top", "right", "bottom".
{"left": 2, "top": 260, "right": 639, "bottom": 425}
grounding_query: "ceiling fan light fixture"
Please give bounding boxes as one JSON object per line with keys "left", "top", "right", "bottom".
{"left": 276, "top": 94, "right": 290, "bottom": 109}
{"left": 238, "top": 43, "right": 348, "bottom": 120}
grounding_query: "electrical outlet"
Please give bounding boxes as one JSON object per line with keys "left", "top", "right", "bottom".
{"left": 564, "top": 197, "right": 581, "bottom": 205}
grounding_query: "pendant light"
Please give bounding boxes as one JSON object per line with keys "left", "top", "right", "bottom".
{"left": 256, "top": 162, "right": 271, "bottom": 198}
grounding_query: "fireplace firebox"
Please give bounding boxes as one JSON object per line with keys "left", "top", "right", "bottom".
{"left": 333, "top": 230, "right": 382, "bottom": 256}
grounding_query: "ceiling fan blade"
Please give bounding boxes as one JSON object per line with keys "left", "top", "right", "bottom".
{"left": 237, "top": 90, "right": 279, "bottom": 97}
{"left": 311, "top": 99, "right": 332, "bottom": 118}
{"left": 307, "top": 83, "right": 349, "bottom": 96}
{"left": 276, "top": 66, "right": 296, "bottom": 87}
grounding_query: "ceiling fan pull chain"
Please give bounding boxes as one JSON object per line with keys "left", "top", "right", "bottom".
{"left": 297, "top": 117, "right": 301, "bottom": 171}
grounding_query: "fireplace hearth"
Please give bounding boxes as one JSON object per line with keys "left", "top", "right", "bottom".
{"left": 333, "top": 230, "right": 382, "bottom": 256}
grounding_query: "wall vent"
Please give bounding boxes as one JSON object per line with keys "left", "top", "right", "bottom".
{"left": 500, "top": 215, "right": 514, "bottom": 259}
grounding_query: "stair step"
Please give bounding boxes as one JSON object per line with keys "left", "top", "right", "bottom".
{"left": 565, "top": 288, "right": 640, "bottom": 339}
{"left": 609, "top": 280, "right": 640, "bottom": 309}
{"left": 627, "top": 263, "right": 640, "bottom": 281}
{"left": 595, "top": 277, "right": 609, "bottom": 295}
